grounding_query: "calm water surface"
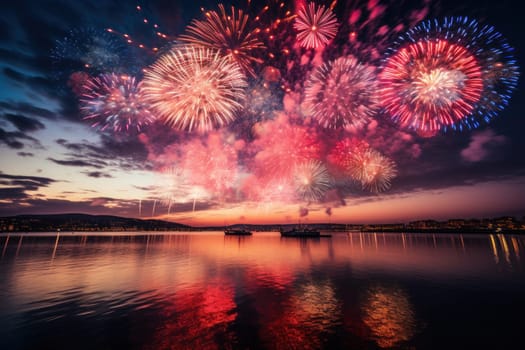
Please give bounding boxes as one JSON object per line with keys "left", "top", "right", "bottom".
{"left": 1, "top": 231, "right": 524, "bottom": 349}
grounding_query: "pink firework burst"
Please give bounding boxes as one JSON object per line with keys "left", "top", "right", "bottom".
{"left": 241, "top": 174, "right": 296, "bottom": 203}
{"left": 327, "top": 138, "right": 369, "bottom": 176}
{"left": 304, "top": 56, "right": 379, "bottom": 129}
{"left": 347, "top": 147, "right": 397, "bottom": 193}
{"left": 250, "top": 115, "right": 322, "bottom": 180}
{"left": 79, "top": 73, "right": 154, "bottom": 132}
{"left": 179, "top": 4, "right": 265, "bottom": 77}
{"left": 379, "top": 39, "right": 483, "bottom": 132}
{"left": 294, "top": 2, "right": 339, "bottom": 49}
{"left": 141, "top": 45, "right": 247, "bottom": 133}
{"left": 178, "top": 133, "right": 239, "bottom": 197}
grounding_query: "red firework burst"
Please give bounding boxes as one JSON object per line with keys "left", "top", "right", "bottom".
{"left": 379, "top": 39, "right": 483, "bottom": 132}
{"left": 179, "top": 4, "right": 265, "bottom": 77}
{"left": 294, "top": 2, "right": 338, "bottom": 49}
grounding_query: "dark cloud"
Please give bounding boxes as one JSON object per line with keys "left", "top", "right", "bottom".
{"left": 0, "top": 128, "right": 24, "bottom": 149}
{"left": 0, "top": 187, "right": 27, "bottom": 200}
{"left": 3, "top": 67, "right": 56, "bottom": 95}
{"left": 0, "top": 197, "right": 136, "bottom": 217}
{"left": 134, "top": 185, "right": 156, "bottom": 191}
{"left": 56, "top": 135, "right": 151, "bottom": 171}
{"left": 0, "top": 127, "right": 43, "bottom": 149}
{"left": 3, "top": 113, "right": 45, "bottom": 132}
{"left": 0, "top": 101, "right": 57, "bottom": 120}
{"left": 17, "top": 152, "right": 34, "bottom": 157}
{"left": 47, "top": 157, "right": 106, "bottom": 168}
{"left": 0, "top": 48, "right": 44, "bottom": 72}
{"left": 0, "top": 173, "right": 56, "bottom": 186}
{"left": 56, "top": 138, "right": 83, "bottom": 152}
{"left": 84, "top": 171, "right": 112, "bottom": 178}
{"left": 0, "top": 173, "right": 57, "bottom": 204}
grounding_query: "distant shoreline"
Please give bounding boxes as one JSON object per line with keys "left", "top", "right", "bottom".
{"left": 1, "top": 213, "right": 523, "bottom": 235}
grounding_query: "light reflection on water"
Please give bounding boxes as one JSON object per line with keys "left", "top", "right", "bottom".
{"left": 1, "top": 232, "right": 524, "bottom": 349}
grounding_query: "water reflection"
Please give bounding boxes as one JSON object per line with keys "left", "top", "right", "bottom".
{"left": 148, "top": 281, "right": 237, "bottom": 350}
{"left": 361, "top": 284, "right": 416, "bottom": 348}
{"left": 0, "top": 232, "right": 525, "bottom": 349}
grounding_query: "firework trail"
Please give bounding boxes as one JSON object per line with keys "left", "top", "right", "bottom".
{"left": 379, "top": 17, "right": 519, "bottom": 132}
{"left": 294, "top": 160, "right": 332, "bottom": 202}
{"left": 167, "top": 198, "right": 172, "bottom": 216}
{"left": 152, "top": 199, "right": 157, "bottom": 217}
{"left": 142, "top": 45, "right": 247, "bottom": 133}
{"left": 79, "top": 73, "right": 155, "bottom": 132}
{"left": 304, "top": 55, "right": 379, "bottom": 129}
{"left": 106, "top": 4, "right": 171, "bottom": 54}
{"left": 329, "top": 0, "right": 432, "bottom": 61}
{"left": 294, "top": 2, "right": 339, "bottom": 49}
{"left": 179, "top": 4, "right": 265, "bottom": 77}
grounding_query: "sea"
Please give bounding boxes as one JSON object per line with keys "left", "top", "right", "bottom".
{"left": 0, "top": 231, "right": 524, "bottom": 349}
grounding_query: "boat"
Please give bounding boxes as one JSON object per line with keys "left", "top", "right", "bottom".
{"left": 224, "top": 228, "right": 253, "bottom": 236}
{"left": 280, "top": 227, "right": 331, "bottom": 238}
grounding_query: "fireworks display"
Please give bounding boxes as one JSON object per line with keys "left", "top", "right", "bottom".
{"left": 179, "top": 4, "right": 265, "bottom": 77}
{"left": 79, "top": 73, "right": 155, "bottom": 132}
{"left": 304, "top": 56, "right": 379, "bottom": 129}
{"left": 58, "top": 2, "right": 519, "bottom": 217}
{"left": 380, "top": 17, "right": 519, "bottom": 132}
{"left": 141, "top": 45, "right": 247, "bottom": 133}
{"left": 294, "top": 2, "right": 339, "bottom": 49}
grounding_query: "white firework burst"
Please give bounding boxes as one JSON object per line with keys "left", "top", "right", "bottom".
{"left": 141, "top": 45, "right": 247, "bottom": 133}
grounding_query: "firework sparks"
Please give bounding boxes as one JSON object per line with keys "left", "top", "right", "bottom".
{"left": 294, "top": 160, "right": 332, "bottom": 202}
{"left": 79, "top": 73, "right": 155, "bottom": 132}
{"left": 347, "top": 147, "right": 397, "bottom": 193}
{"left": 294, "top": 2, "right": 338, "bottom": 49}
{"left": 179, "top": 4, "right": 265, "bottom": 76}
{"left": 141, "top": 45, "right": 247, "bottom": 133}
{"left": 52, "top": 27, "right": 129, "bottom": 76}
{"left": 380, "top": 17, "right": 519, "bottom": 132}
{"left": 304, "top": 56, "right": 379, "bottom": 129}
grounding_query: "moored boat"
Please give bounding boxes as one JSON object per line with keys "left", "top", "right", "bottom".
{"left": 280, "top": 227, "right": 330, "bottom": 238}
{"left": 224, "top": 228, "right": 252, "bottom": 236}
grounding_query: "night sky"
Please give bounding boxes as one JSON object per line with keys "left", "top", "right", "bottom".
{"left": 0, "top": 0, "right": 524, "bottom": 226}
